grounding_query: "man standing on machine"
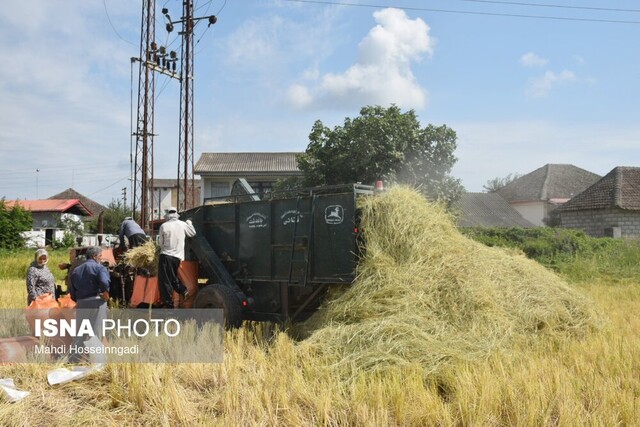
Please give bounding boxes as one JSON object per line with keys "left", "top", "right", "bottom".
{"left": 157, "top": 207, "right": 196, "bottom": 308}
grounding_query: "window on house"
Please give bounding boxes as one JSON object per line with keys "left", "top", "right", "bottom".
{"left": 248, "top": 181, "right": 274, "bottom": 197}
{"left": 210, "top": 183, "right": 230, "bottom": 198}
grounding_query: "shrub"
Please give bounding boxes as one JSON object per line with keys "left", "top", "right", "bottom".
{"left": 0, "top": 199, "right": 32, "bottom": 249}
{"left": 462, "top": 227, "right": 640, "bottom": 282}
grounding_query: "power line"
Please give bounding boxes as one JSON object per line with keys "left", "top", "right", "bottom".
{"left": 87, "top": 176, "right": 132, "bottom": 198}
{"left": 195, "top": 0, "right": 214, "bottom": 13}
{"left": 0, "top": 174, "right": 132, "bottom": 191}
{"left": 216, "top": 0, "right": 229, "bottom": 16}
{"left": 0, "top": 162, "right": 124, "bottom": 177}
{"left": 102, "top": 0, "right": 136, "bottom": 46}
{"left": 282, "top": 0, "right": 640, "bottom": 24}
{"left": 455, "top": 0, "right": 640, "bottom": 14}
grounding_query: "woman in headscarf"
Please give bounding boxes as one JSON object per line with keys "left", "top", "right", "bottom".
{"left": 26, "top": 248, "right": 56, "bottom": 305}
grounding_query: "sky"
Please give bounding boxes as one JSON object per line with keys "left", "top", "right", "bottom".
{"left": 1, "top": 0, "right": 639, "bottom": 207}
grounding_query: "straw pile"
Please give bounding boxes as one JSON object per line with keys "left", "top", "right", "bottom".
{"left": 298, "top": 187, "right": 602, "bottom": 377}
{"left": 123, "top": 240, "right": 159, "bottom": 275}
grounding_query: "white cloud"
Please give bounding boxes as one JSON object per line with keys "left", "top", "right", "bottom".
{"left": 526, "top": 69, "right": 577, "bottom": 98}
{"left": 519, "top": 52, "right": 549, "bottom": 68}
{"left": 287, "top": 8, "right": 434, "bottom": 110}
{"left": 226, "top": 17, "right": 284, "bottom": 69}
{"left": 301, "top": 66, "right": 320, "bottom": 81}
{"left": 224, "top": 6, "right": 344, "bottom": 73}
{"left": 287, "top": 84, "right": 313, "bottom": 109}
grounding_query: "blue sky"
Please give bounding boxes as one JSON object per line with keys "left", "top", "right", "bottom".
{"left": 1, "top": 0, "right": 639, "bottom": 206}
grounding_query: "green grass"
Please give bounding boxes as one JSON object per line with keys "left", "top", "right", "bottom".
{"left": 0, "top": 248, "right": 69, "bottom": 282}
{"left": 462, "top": 227, "right": 640, "bottom": 283}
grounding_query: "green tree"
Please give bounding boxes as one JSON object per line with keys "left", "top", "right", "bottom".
{"left": 86, "top": 199, "right": 130, "bottom": 235}
{"left": 52, "top": 214, "right": 85, "bottom": 248}
{"left": 483, "top": 173, "right": 521, "bottom": 192}
{"left": 297, "top": 105, "right": 464, "bottom": 204}
{"left": 0, "top": 198, "right": 33, "bottom": 249}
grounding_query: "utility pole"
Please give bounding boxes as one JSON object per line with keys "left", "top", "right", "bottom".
{"left": 122, "top": 187, "right": 127, "bottom": 211}
{"left": 178, "top": 0, "right": 195, "bottom": 213}
{"left": 132, "top": 2, "right": 217, "bottom": 229}
{"left": 132, "top": 0, "right": 156, "bottom": 231}
{"left": 163, "top": 3, "right": 217, "bottom": 213}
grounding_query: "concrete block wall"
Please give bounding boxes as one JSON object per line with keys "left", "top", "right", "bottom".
{"left": 558, "top": 208, "right": 640, "bottom": 238}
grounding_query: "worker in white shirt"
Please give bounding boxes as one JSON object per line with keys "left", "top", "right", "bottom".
{"left": 157, "top": 207, "right": 196, "bottom": 308}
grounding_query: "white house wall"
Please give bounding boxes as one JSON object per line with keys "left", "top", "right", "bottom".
{"left": 511, "top": 202, "right": 546, "bottom": 226}
{"left": 152, "top": 187, "right": 175, "bottom": 220}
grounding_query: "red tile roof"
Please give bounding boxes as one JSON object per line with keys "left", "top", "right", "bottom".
{"left": 557, "top": 166, "right": 640, "bottom": 212}
{"left": 4, "top": 199, "right": 93, "bottom": 216}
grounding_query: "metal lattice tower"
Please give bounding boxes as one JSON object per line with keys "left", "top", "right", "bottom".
{"left": 132, "top": 0, "right": 156, "bottom": 231}
{"left": 177, "top": 0, "right": 195, "bottom": 213}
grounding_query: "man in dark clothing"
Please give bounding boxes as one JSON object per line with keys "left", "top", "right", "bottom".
{"left": 118, "top": 217, "right": 148, "bottom": 250}
{"left": 69, "top": 246, "right": 110, "bottom": 362}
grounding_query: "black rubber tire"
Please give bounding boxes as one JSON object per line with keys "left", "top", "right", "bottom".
{"left": 193, "top": 284, "right": 243, "bottom": 329}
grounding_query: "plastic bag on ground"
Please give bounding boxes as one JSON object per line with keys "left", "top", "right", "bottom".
{"left": 0, "top": 378, "right": 30, "bottom": 402}
{"left": 47, "top": 362, "right": 105, "bottom": 386}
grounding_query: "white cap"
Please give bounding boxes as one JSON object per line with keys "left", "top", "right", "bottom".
{"left": 167, "top": 207, "right": 178, "bottom": 213}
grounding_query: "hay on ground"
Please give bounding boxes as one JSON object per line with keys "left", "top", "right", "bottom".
{"left": 298, "top": 186, "right": 603, "bottom": 378}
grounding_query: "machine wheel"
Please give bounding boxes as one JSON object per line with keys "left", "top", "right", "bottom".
{"left": 193, "top": 284, "right": 243, "bottom": 329}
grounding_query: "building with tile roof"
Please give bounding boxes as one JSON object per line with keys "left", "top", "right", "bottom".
{"left": 5, "top": 199, "right": 92, "bottom": 218}
{"left": 455, "top": 192, "right": 536, "bottom": 228}
{"left": 554, "top": 166, "right": 640, "bottom": 238}
{"left": 496, "top": 164, "right": 601, "bottom": 226}
{"left": 5, "top": 198, "right": 93, "bottom": 246}
{"left": 195, "top": 152, "right": 303, "bottom": 201}
{"left": 48, "top": 188, "right": 107, "bottom": 218}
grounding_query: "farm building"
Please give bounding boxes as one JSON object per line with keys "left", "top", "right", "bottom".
{"left": 4, "top": 199, "right": 92, "bottom": 247}
{"left": 150, "top": 178, "right": 201, "bottom": 221}
{"left": 195, "top": 152, "right": 303, "bottom": 202}
{"left": 48, "top": 188, "right": 107, "bottom": 219}
{"left": 496, "top": 164, "right": 601, "bottom": 226}
{"left": 553, "top": 166, "right": 640, "bottom": 238}
{"left": 455, "top": 192, "right": 536, "bottom": 228}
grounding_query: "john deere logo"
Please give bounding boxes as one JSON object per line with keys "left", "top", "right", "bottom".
{"left": 325, "top": 205, "right": 344, "bottom": 224}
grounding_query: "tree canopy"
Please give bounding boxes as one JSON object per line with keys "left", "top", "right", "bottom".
{"left": 483, "top": 173, "right": 522, "bottom": 192}
{"left": 296, "top": 105, "right": 464, "bottom": 204}
{"left": 0, "top": 199, "right": 33, "bottom": 249}
{"left": 86, "top": 199, "right": 130, "bottom": 235}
